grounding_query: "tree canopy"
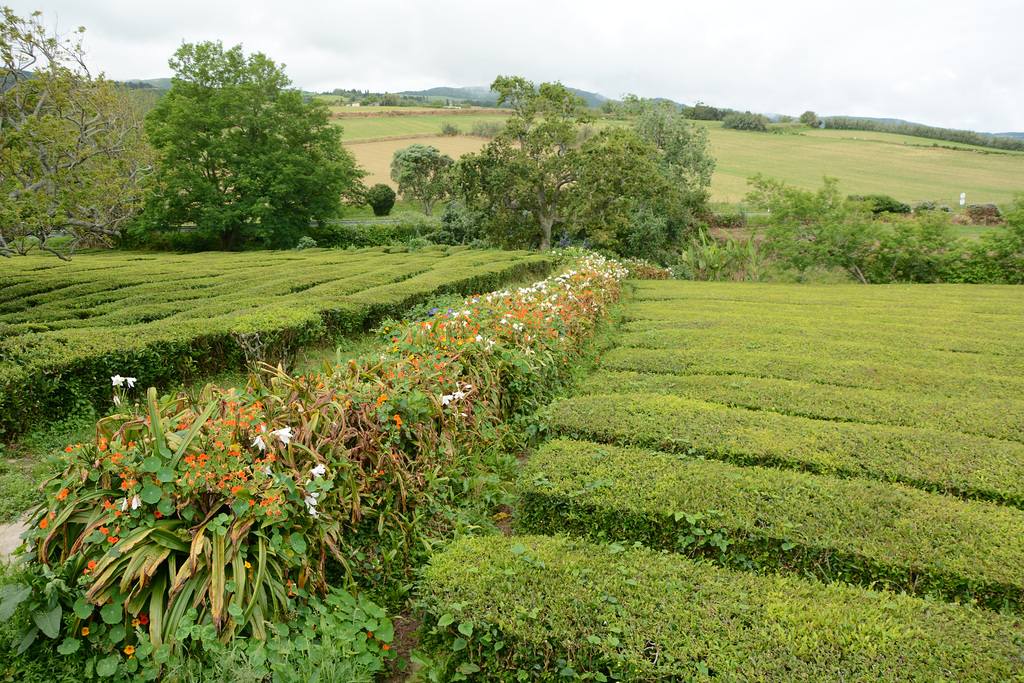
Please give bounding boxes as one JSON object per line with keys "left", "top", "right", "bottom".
{"left": 455, "top": 76, "right": 667, "bottom": 251}
{"left": 0, "top": 8, "right": 156, "bottom": 260}
{"left": 144, "top": 41, "right": 364, "bottom": 250}
{"left": 390, "top": 144, "right": 453, "bottom": 216}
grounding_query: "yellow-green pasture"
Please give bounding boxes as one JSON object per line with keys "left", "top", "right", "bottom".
{"left": 346, "top": 135, "right": 491, "bottom": 188}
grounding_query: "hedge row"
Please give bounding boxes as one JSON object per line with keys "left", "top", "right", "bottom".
{"left": 518, "top": 438, "right": 1024, "bottom": 611}
{"left": 578, "top": 370, "right": 1024, "bottom": 444}
{"left": 419, "top": 535, "right": 1024, "bottom": 682}
{"left": 615, "top": 327, "right": 1024, "bottom": 380}
{"left": 599, "top": 345, "right": 1024, "bottom": 400}
{"left": 544, "top": 393, "right": 1024, "bottom": 507}
{"left": 0, "top": 249, "right": 551, "bottom": 438}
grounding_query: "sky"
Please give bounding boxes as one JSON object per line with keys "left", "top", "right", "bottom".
{"left": 6, "top": 0, "right": 1023, "bottom": 134}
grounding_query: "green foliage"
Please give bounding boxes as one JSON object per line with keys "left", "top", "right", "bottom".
{"left": 683, "top": 101, "right": 726, "bottom": 121}
{"left": 0, "top": 249, "right": 552, "bottom": 438}
{"left": 519, "top": 439, "right": 1024, "bottom": 610}
{"left": 0, "top": 9, "right": 157, "bottom": 260}
{"left": 848, "top": 194, "right": 911, "bottom": 214}
{"left": 440, "top": 121, "right": 461, "bottom": 136}
{"left": 390, "top": 144, "right": 454, "bottom": 216}
{"left": 144, "top": 41, "right": 365, "bottom": 250}
{"left": 366, "top": 183, "right": 397, "bottom": 217}
{"left": 418, "top": 535, "right": 1024, "bottom": 682}
{"left": 824, "top": 115, "right": 1024, "bottom": 152}
{"left": 679, "top": 229, "right": 766, "bottom": 281}
{"left": 798, "top": 110, "right": 821, "bottom": 127}
{"left": 455, "top": 76, "right": 667, "bottom": 252}
{"left": 722, "top": 111, "right": 769, "bottom": 132}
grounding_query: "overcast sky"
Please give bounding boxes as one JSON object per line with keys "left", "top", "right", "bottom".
{"left": 7, "top": 0, "right": 1023, "bottom": 133}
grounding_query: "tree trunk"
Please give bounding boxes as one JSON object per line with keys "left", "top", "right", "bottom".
{"left": 539, "top": 215, "right": 553, "bottom": 251}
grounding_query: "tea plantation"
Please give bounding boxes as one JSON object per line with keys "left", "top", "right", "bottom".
{"left": 0, "top": 246, "right": 549, "bottom": 439}
{"left": 419, "top": 281, "right": 1024, "bottom": 681}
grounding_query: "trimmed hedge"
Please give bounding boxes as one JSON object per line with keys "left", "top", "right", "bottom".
{"left": 544, "top": 393, "right": 1024, "bottom": 507}
{"left": 419, "top": 535, "right": 1024, "bottom": 682}
{"left": 519, "top": 439, "right": 1024, "bottom": 611}
{"left": 0, "top": 248, "right": 551, "bottom": 438}
{"left": 577, "top": 370, "right": 1024, "bottom": 444}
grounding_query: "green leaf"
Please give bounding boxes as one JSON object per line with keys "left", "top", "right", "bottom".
{"left": 231, "top": 499, "right": 250, "bottom": 517}
{"left": 228, "top": 604, "right": 243, "bottom": 618}
{"left": 586, "top": 635, "right": 601, "bottom": 645}
{"left": 509, "top": 543, "right": 527, "bottom": 556}
{"left": 452, "top": 637, "right": 467, "bottom": 652}
{"left": 100, "top": 602, "right": 123, "bottom": 625}
{"left": 457, "top": 621, "right": 473, "bottom": 638}
{"left": 141, "top": 484, "right": 163, "bottom": 505}
{"left": 153, "top": 643, "right": 172, "bottom": 664}
{"left": 57, "top": 638, "right": 81, "bottom": 655}
{"left": 458, "top": 662, "right": 481, "bottom": 675}
{"left": 289, "top": 533, "right": 307, "bottom": 555}
{"left": 157, "top": 467, "right": 176, "bottom": 483}
{"left": 158, "top": 497, "right": 176, "bottom": 516}
{"left": 32, "top": 605, "right": 61, "bottom": 638}
{"left": 0, "top": 585, "right": 31, "bottom": 622}
{"left": 436, "top": 613, "right": 454, "bottom": 628}
{"left": 73, "top": 597, "right": 93, "bottom": 620}
{"left": 142, "top": 457, "right": 162, "bottom": 473}
{"left": 96, "top": 655, "right": 119, "bottom": 677}
{"left": 108, "top": 624, "right": 126, "bottom": 642}
{"left": 293, "top": 635, "right": 309, "bottom": 650}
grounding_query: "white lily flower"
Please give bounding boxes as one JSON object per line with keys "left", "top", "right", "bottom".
{"left": 441, "top": 394, "right": 455, "bottom": 406}
{"left": 304, "top": 492, "right": 320, "bottom": 518}
{"left": 131, "top": 495, "right": 141, "bottom": 510}
{"left": 125, "top": 377, "right": 137, "bottom": 388}
{"left": 310, "top": 464, "right": 326, "bottom": 478}
{"left": 273, "top": 426, "right": 293, "bottom": 445}
{"left": 263, "top": 465, "right": 273, "bottom": 476}
{"left": 111, "top": 375, "right": 125, "bottom": 387}
{"left": 113, "top": 395, "right": 122, "bottom": 406}
{"left": 252, "top": 435, "right": 266, "bottom": 451}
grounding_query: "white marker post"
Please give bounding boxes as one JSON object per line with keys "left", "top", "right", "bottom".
{"left": 960, "top": 192, "right": 966, "bottom": 207}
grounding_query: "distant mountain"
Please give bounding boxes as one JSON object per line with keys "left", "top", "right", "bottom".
{"left": 125, "top": 78, "right": 173, "bottom": 90}
{"left": 399, "top": 85, "right": 610, "bottom": 109}
{"left": 994, "top": 131, "right": 1024, "bottom": 140}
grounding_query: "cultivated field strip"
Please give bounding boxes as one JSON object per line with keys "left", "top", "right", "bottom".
{"left": 422, "top": 535, "right": 1024, "bottom": 681}
{"left": 0, "top": 247, "right": 551, "bottom": 436}
{"left": 578, "top": 370, "right": 1024, "bottom": 443}
{"left": 520, "top": 438, "right": 1024, "bottom": 610}
{"left": 546, "top": 393, "right": 1024, "bottom": 506}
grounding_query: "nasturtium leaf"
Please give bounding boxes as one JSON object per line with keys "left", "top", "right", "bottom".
{"left": 157, "top": 467, "right": 176, "bottom": 483}
{"left": 142, "top": 457, "right": 162, "bottom": 473}
{"left": 100, "top": 602, "right": 123, "bottom": 625}
{"left": 293, "top": 635, "right": 309, "bottom": 650}
{"left": 231, "top": 499, "right": 250, "bottom": 517}
{"left": 153, "top": 644, "right": 172, "bottom": 664}
{"left": 141, "top": 484, "right": 163, "bottom": 504}
{"left": 228, "top": 604, "right": 243, "bottom": 618}
{"left": 289, "top": 533, "right": 307, "bottom": 554}
{"left": 57, "top": 638, "right": 81, "bottom": 654}
{"left": 96, "top": 656, "right": 118, "bottom": 677}
{"left": 158, "top": 497, "right": 175, "bottom": 516}
{"left": 108, "top": 624, "right": 126, "bottom": 642}
{"left": 73, "top": 597, "right": 93, "bottom": 619}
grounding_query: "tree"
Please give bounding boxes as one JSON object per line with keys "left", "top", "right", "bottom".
{"left": 366, "top": 183, "right": 396, "bottom": 216}
{"left": 722, "top": 111, "right": 770, "bottom": 132}
{"left": 390, "top": 144, "right": 453, "bottom": 216}
{"left": 799, "top": 110, "right": 822, "bottom": 128}
{"left": 144, "top": 41, "right": 364, "bottom": 251}
{"left": 0, "top": 9, "right": 157, "bottom": 260}
{"left": 455, "top": 76, "right": 664, "bottom": 251}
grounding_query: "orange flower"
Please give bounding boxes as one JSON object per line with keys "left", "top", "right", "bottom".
{"left": 57, "top": 489, "right": 69, "bottom": 500}
{"left": 139, "top": 614, "right": 149, "bottom": 625}
{"left": 393, "top": 414, "right": 402, "bottom": 427}
{"left": 103, "top": 501, "right": 112, "bottom": 510}
{"left": 65, "top": 445, "right": 74, "bottom": 453}
{"left": 154, "top": 511, "right": 163, "bottom": 519}
{"left": 99, "top": 526, "right": 109, "bottom": 535}
{"left": 108, "top": 536, "right": 118, "bottom": 544}
{"left": 39, "top": 518, "right": 48, "bottom": 530}
{"left": 124, "top": 645, "right": 135, "bottom": 657}
{"left": 88, "top": 560, "right": 97, "bottom": 570}
{"left": 81, "top": 627, "right": 90, "bottom": 636}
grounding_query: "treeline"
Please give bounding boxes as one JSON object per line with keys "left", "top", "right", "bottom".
{"left": 824, "top": 117, "right": 1024, "bottom": 152}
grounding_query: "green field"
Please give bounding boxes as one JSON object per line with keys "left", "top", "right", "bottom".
{"left": 420, "top": 278, "right": 1024, "bottom": 680}
{"left": 0, "top": 247, "right": 550, "bottom": 437}
{"left": 337, "top": 110, "right": 1024, "bottom": 208}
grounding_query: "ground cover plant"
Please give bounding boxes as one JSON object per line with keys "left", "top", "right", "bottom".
{"left": 0, "top": 249, "right": 634, "bottom": 681}
{"left": 0, "top": 247, "right": 550, "bottom": 439}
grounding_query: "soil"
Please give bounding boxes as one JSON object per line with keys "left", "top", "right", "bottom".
{"left": 382, "top": 611, "right": 422, "bottom": 683}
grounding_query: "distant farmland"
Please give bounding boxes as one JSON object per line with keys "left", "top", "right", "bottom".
{"left": 337, "top": 110, "right": 1024, "bottom": 208}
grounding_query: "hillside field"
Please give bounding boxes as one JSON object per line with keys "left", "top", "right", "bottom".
{"left": 337, "top": 111, "right": 1024, "bottom": 208}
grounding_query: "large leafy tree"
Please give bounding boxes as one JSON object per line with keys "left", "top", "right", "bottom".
{"left": 145, "top": 41, "right": 364, "bottom": 250}
{"left": 390, "top": 144, "right": 453, "bottom": 216}
{"left": 0, "top": 8, "right": 156, "bottom": 260}
{"left": 456, "top": 76, "right": 665, "bottom": 251}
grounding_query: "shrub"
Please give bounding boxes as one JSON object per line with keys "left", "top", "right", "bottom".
{"left": 365, "top": 184, "right": 396, "bottom": 217}
{"left": 964, "top": 202, "right": 1002, "bottom": 225}
{"left": 848, "top": 194, "right": 911, "bottom": 214}
{"left": 722, "top": 111, "right": 769, "bottom": 132}
{"left": 418, "top": 535, "right": 1024, "bottom": 682}
{"left": 469, "top": 121, "right": 503, "bottom": 138}
{"left": 439, "top": 122, "right": 460, "bottom": 136}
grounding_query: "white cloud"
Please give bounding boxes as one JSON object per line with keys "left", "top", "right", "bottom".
{"left": 5, "top": 0, "right": 1022, "bottom": 132}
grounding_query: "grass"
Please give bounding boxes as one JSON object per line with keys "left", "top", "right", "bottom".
{"left": 345, "top": 135, "right": 491, "bottom": 189}
{"left": 333, "top": 108, "right": 1024, "bottom": 208}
